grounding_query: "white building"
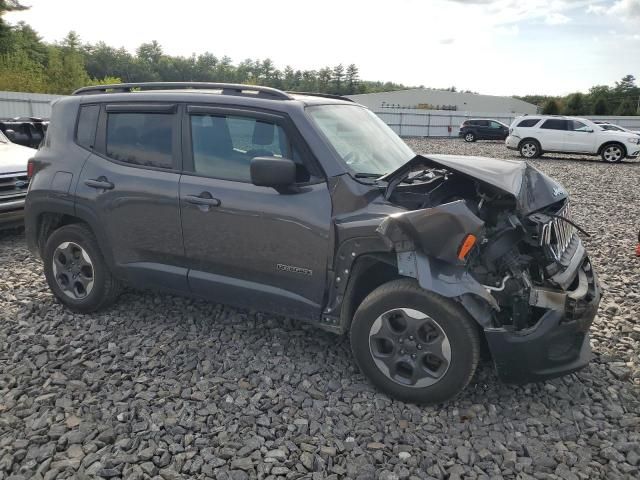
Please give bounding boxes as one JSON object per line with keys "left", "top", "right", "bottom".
{"left": 346, "top": 88, "right": 538, "bottom": 115}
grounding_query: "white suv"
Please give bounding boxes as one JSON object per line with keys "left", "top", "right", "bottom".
{"left": 505, "top": 116, "right": 640, "bottom": 163}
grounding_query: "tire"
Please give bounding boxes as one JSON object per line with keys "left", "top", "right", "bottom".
{"left": 519, "top": 139, "right": 541, "bottom": 159}
{"left": 350, "top": 279, "right": 480, "bottom": 404}
{"left": 464, "top": 132, "right": 476, "bottom": 142}
{"left": 600, "top": 143, "right": 625, "bottom": 163}
{"left": 43, "top": 223, "right": 121, "bottom": 313}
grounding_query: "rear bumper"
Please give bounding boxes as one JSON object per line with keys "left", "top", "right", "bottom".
{"left": 485, "top": 257, "right": 600, "bottom": 384}
{"left": 0, "top": 197, "right": 25, "bottom": 229}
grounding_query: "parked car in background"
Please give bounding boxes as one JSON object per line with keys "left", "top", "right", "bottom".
{"left": 25, "top": 82, "right": 601, "bottom": 404}
{"left": 459, "top": 119, "right": 509, "bottom": 142}
{"left": 0, "top": 129, "right": 33, "bottom": 229}
{"left": 0, "top": 117, "right": 49, "bottom": 149}
{"left": 506, "top": 115, "right": 640, "bottom": 162}
{"left": 592, "top": 121, "right": 640, "bottom": 136}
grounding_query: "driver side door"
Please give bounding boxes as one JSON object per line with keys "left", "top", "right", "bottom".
{"left": 179, "top": 106, "right": 332, "bottom": 321}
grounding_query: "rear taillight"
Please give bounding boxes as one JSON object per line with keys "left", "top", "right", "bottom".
{"left": 27, "top": 159, "right": 35, "bottom": 179}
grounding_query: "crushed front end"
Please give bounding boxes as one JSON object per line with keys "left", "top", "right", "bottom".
{"left": 473, "top": 201, "right": 600, "bottom": 383}
{"left": 378, "top": 155, "right": 602, "bottom": 383}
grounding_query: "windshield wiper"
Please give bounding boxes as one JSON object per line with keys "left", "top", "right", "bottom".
{"left": 354, "top": 172, "right": 382, "bottom": 179}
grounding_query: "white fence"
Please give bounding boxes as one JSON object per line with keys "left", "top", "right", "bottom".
{"left": 374, "top": 108, "right": 640, "bottom": 137}
{"left": 0, "top": 91, "right": 64, "bottom": 118}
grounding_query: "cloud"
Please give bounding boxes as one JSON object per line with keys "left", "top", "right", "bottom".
{"left": 611, "top": 0, "right": 640, "bottom": 19}
{"left": 545, "top": 12, "right": 571, "bottom": 24}
{"left": 439, "top": 38, "right": 455, "bottom": 45}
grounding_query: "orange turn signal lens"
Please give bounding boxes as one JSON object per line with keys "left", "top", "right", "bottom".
{"left": 458, "top": 234, "right": 477, "bottom": 260}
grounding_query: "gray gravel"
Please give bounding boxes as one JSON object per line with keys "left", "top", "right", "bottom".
{"left": 1, "top": 138, "right": 639, "bottom": 480}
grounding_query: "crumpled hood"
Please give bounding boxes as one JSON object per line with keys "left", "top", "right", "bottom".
{"left": 0, "top": 142, "right": 34, "bottom": 174}
{"left": 382, "top": 154, "right": 568, "bottom": 214}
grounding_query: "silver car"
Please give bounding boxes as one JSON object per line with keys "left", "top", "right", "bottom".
{"left": 0, "top": 129, "right": 33, "bottom": 229}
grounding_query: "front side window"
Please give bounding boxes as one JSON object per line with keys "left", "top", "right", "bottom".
{"left": 540, "top": 119, "right": 568, "bottom": 130}
{"left": 489, "top": 121, "right": 504, "bottom": 129}
{"left": 570, "top": 120, "right": 591, "bottom": 132}
{"left": 190, "top": 114, "right": 293, "bottom": 182}
{"left": 106, "top": 113, "right": 174, "bottom": 168}
{"left": 306, "top": 105, "right": 414, "bottom": 176}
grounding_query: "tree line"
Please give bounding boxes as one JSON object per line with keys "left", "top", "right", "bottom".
{"left": 516, "top": 75, "right": 640, "bottom": 116}
{"left": 0, "top": 2, "right": 409, "bottom": 96}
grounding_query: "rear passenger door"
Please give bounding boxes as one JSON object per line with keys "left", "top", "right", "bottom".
{"left": 75, "top": 103, "right": 187, "bottom": 292}
{"left": 538, "top": 119, "right": 568, "bottom": 151}
{"left": 179, "top": 105, "right": 332, "bottom": 321}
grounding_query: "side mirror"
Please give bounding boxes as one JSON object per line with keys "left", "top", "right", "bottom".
{"left": 250, "top": 156, "right": 296, "bottom": 189}
{"left": 3, "top": 129, "right": 16, "bottom": 141}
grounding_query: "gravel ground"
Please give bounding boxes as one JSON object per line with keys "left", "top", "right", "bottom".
{"left": 1, "top": 138, "right": 639, "bottom": 480}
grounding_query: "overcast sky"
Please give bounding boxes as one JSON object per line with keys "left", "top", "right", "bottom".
{"left": 6, "top": 0, "right": 640, "bottom": 96}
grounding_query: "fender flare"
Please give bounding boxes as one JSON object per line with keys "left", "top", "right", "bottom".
{"left": 397, "top": 250, "right": 498, "bottom": 327}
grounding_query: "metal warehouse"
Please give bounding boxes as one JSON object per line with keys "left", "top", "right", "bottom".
{"left": 346, "top": 88, "right": 538, "bottom": 114}
{"left": 0, "top": 91, "right": 64, "bottom": 119}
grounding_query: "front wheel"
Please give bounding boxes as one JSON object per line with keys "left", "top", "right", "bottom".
{"left": 43, "top": 224, "right": 121, "bottom": 313}
{"left": 519, "top": 140, "right": 541, "bottom": 158}
{"left": 464, "top": 132, "right": 476, "bottom": 142}
{"left": 350, "top": 279, "right": 480, "bottom": 404}
{"left": 601, "top": 143, "right": 625, "bottom": 163}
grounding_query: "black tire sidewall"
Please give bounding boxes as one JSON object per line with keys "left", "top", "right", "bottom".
{"left": 43, "top": 225, "right": 109, "bottom": 312}
{"left": 350, "top": 281, "right": 479, "bottom": 404}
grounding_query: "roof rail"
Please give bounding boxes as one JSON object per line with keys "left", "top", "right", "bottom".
{"left": 287, "top": 91, "right": 354, "bottom": 102}
{"left": 72, "top": 82, "right": 294, "bottom": 100}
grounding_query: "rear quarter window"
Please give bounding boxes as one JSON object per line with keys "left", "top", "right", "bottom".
{"left": 76, "top": 104, "right": 100, "bottom": 150}
{"left": 517, "top": 119, "right": 540, "bottom": 128}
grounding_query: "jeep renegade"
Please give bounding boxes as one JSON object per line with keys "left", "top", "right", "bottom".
{"left": 25, "top": 83, "right": 601, "bottom": 403}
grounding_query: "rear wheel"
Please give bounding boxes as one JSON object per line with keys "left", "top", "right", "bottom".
{"left": 519, "top": 140, "right": 541, "bottom": 159}
{"left": 43, "top": 224, "right": 121, "bottom": 313}
{"left": 600, "top": 143, "right": 625, "bottom": 163}
{"left": 464, "top": 132, "right": 476, "bottom": 142}
{"left": 350, "top": 279, "right": 480, "bottom": 404}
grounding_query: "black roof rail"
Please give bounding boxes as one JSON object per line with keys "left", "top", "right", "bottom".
{"left": 72, "top": 82, "right": 294, "bottom": 100}
{"left": 287, "top": 91, "right": 354, "bottom": 102}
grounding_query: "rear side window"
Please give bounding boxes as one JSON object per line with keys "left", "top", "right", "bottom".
{"left": 106, "top": 113, "right": 174, "bottom": 169}
{"left": 472, "top": 120, "right": 489, "bottom": 126}
{"left": 76, "top": 104, "right": 100, "bottom": 150}
{"left": 540, "top": 119, "right": 568, "bottom": 130}
{"left": 517, "top": 119, "right": 540, "bottom": 128}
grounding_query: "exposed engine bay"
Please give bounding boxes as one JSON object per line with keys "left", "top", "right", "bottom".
{"left": 376, "top": 154, "right": 598, "bottom": 332}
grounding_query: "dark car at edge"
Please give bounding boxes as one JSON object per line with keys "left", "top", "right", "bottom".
{"left": 24, "top": 82, "right": 601, "bottom": 403}
{"left": 459, "top": 119, "right": 509, "bottom": 142}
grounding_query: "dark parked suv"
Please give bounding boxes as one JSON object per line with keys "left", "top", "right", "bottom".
{"left": 459, "top": 119, "right": 509, "bottom": 142}
{"left": 25, "top": 83, "right": 601, "bottom": 403}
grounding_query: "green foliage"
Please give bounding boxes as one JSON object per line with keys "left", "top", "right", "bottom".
{"left": 542, "top": 99, "right": 560, "bottom": 115}
{"left": 615, "top": 98, "right": 636, "bottom": 116}
{"left": 592, "top": 96, "right": 607, "bottom": 115}
{"left": 0, "top": 49, "right": 45, "bottom": 92}
{"left": 563, "top": 93, "right": 585, "bottom": 115}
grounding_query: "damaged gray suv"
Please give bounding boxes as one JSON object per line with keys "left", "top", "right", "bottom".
{"left": 25, "top": 83, "right": 601, "bottom": 403}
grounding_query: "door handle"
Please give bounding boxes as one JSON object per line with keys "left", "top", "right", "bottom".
{"left": 85, "top": 177, "right": 114, "bottom": 190}
{"left": 185, "top": 193, "right": 221, "bottom": 207}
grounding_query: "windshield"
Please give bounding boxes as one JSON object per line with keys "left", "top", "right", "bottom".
{"left": 306, "top": 105, "right": 415, "bottom": 176}
{"left": 599, "top": 124, "right": 625, "bottom": 132}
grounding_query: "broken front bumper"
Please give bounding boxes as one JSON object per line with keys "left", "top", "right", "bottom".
{"left": 484, "top": 254, "right": 601, "bottom": 384}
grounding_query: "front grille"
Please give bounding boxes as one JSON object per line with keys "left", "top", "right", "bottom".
{"left": 0, "top": 172, "right": 29, "bottom": 199}
{"left": 540, "top": 203, "right": 576, "bottom": 261}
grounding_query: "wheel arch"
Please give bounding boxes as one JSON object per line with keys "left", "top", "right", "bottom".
{"left": 597, "top": 141, "right": 626, "bottom": 157}
{"left": 517, "top": 137, "right": 541, "bottom": 150}
{"left": 339, "top": 252, "right": 402, "bottom": 331}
